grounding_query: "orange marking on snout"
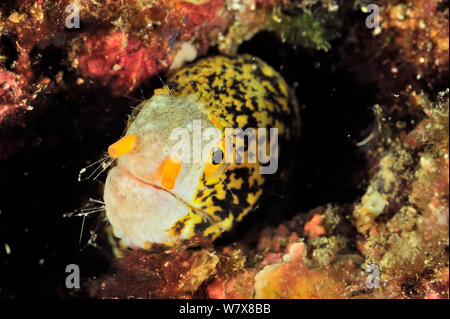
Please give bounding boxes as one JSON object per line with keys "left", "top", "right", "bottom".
{"left": 153, "top": 87, "right": 170, "bottom": 96}
{"left": 108, "top": 134, "right": 138, "bottom": 158}
{"left": 160, "top": 157, "right": 182, "bottom": 190}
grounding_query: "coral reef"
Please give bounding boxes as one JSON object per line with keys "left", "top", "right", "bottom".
{"left": 89, "top": 2, "right": 448, "bottom": 299}
{"left": 89, "top": 243, "right": 219, "bottom": 298}
{"left": 0, "top": 0, "right": 339, "bottom": 112}
{"left": 0, "top": 0, "right": 448, "bottom": 299}
{"left": 0, "top": 68, "right": 24, "bottom": 121}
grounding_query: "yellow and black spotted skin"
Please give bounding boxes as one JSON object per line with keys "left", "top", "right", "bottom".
{"left": 165, "top": 54, "right": 300, "bottom": 241}
{"left": 104, "top": 54, "right": 299, "bottom": 248}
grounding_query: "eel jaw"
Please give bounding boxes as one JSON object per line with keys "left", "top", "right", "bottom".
{"left": 104, "top": 166, "right": 196, "bottom": 248}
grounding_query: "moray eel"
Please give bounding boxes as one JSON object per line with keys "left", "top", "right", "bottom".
{"left": 104, "top": 54, "right": 300, "bottom": 248}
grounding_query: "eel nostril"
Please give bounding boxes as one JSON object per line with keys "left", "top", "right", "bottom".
{"left": 108, "top": 134, "right": 139, "bottom": 158}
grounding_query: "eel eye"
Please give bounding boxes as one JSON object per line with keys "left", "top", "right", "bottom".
{"left": 212, "top": 148, "right": 223, "bottom": 165}
{"left": 205, "top": 147, "right": 225, "bottom": 177}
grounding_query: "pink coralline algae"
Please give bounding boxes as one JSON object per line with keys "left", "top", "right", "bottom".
{"left": 207, "top": 269, "right": 257, "bottom": 299}
{"left": 304, "top": 214, "right": 326, "bottom": 239}
{"left": 0, "top": 0, "right": 281, "bottom": 121}
{"left": 0, "top": 69, "right": 24, "bottom": 122}
{"left": 77, "top": 31, "right": 171, "bottom": 95}
{"left": 74, "top": 0, "right": 232, "bottom": 95}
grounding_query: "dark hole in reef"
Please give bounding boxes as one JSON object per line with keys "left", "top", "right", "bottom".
{"left": 0, "top": 82, "right": 139, "bottom": 298}
{"left": 0, "top": 35, "right": 18, "bottom": 71}
{"left": 436, "top": 0, "right": 449, "bottom": 13}
{"left": 0, "top": 2, "right": 20, "bottom": 16}
{"left": 0, "top": 63, "right": 169, "bottom": 297}
{"left": 401, "top": 280, "right": 422, "bottom": 297}
{"left": 30, "top": 45, "right": 68, "bottom": 79}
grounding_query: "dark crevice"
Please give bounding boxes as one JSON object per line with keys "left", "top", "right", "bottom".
{"left": 239, "top": 30, "right": 373, "bottom": 211}
{"left": 0, "top": 35, "right": 19, "bottom": 71}
{"left": 30, "top": 45, "right": 68, "bottom": 79}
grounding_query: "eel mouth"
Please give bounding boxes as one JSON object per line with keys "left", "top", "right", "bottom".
{"left": 123, "top": 169, "right": 178, "bottom": 199}
{"left": 122, "top": 168, "right": 214, "bottom": 222}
